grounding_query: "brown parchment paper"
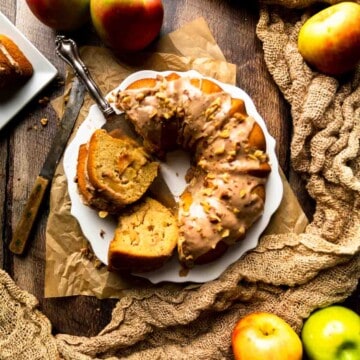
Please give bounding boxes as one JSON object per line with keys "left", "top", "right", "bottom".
{"left": 45, "top": 17, "right": 308, "bottom": 298}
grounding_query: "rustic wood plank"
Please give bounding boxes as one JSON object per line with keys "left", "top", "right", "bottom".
{"left": 0, "top": 0, "right": 15, "bottom": 19}
{"left": 8, "top": 3, "right": 60, "bottom": 300}
{"left": 0, "top": 0, "right": 16, "bottom": 272}
{"left": 0, "top": 135, "right": 7, "bottom": 269}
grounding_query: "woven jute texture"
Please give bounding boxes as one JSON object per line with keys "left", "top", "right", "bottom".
{"left": 0, "top": 270, "right": 59, "bottom": 359}
{"left": 1, "top": 1, "right": 359, "bottom": 359}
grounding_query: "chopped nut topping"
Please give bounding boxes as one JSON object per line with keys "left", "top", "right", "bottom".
{"left": 121, "top": 95, "right": 132, "bottom": 105}
{"left": 221, "top": 173, "right": 231, "bottom": 183}
{"left": 213, "top": 97, "right": 222, "bottom": 106}
{"left": 205, "top": 97, "right": 221, "bottom": 119}
{"left": 209, "top": 214, "right": 221, "bottom": 223}
{"left": 216, "top": 224, "right": 223, "bottom": 233}
{"left": 238, "top": 226, "right": 246, "bottom": 235}
{"left": 198, "top": 159, "right": 207, "bottom": 168}
{"left": 219, "top": 129, "right": 230, "bottom": 138}
{"left": 239, "top": 189, "right": 247, "bottom": 198}
{"left": 202, "top": 188, "right": 214, "bottom": 196}
{"left": 135, "top": 93, "right": 145, "bottom": 101}
{"left": 233, "top": 112, "right": 246, "bottom": 121}
{"left": 214, "top": 143, "right": 225, "bottom": 155}
{"left": 254, "top": 150, "right": 264, "bottom": 157}
{"left": 248, "top": 153, "right": 260, "bottom": 161}
{"left": 200, "top": 200, "right": 211, "bottom": 213}
{"left": 251, "top": 149, "right": 268, "bottom": 162}
{"left": 98, "top": 211, "right": 108, "bottom": 218}
{"left": 221, "top": 229, "right": 230, "bottom": 238}
{"left": 155, "top": 92, "right": 166, "bottom": 99}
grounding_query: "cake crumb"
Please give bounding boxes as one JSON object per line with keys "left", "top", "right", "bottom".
{"left": 40, "top": 118, "right": 48, "bottom": 126}
{"left": 38, "top": 96, "right": 50, "bottom": 106}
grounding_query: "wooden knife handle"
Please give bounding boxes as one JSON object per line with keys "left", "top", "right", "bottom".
{"left": 9, "top": 175, "right": 49, "bottom": 255}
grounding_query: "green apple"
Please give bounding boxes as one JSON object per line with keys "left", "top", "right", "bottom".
{"left": 301, "top": 305, "right": 360, "bottom": 360}
{"left": 298, "top": 2, "right": 360, "bottom": 76}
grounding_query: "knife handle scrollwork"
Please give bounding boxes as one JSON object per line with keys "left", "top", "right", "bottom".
{"left": 55, "top": 35, "right": 114, "bottom": 117}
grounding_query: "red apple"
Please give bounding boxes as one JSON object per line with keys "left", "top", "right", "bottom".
{"left": 298, "top": 2, "right": 360, "bottom": 76}
{"left": 26, "top": 0, "right": 90, "bottom": 31}
{"left": 231, "top": 312, "right": 303, "bottom": 360}
{"left": 90, "top": 0, "right": 164, "bottom": 53}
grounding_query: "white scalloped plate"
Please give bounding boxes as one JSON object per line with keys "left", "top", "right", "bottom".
{"left": 0, "top": 11, "right": 58, "bottom": 130}
{"left": 63, "top": 70, "right": 283, "bottom": 284}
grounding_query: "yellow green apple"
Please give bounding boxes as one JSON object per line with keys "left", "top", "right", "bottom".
{"left": 26, "top": 0, "right": 90, "bottom": 31}
{"left": 231, "top": 312, "right": 303, "bottom": 360}
{"left": 298, "top": 2, "right": 360, "bottom": 76}
{"left": 90, "top": 0, "right": 164, "bottom": 53}
{"left": 301, "top": 305, "right": 360, "bottom": 360}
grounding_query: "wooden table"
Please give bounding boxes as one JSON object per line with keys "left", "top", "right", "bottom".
{"left": 0, "top": 0, "right": 358, "bottom": 338}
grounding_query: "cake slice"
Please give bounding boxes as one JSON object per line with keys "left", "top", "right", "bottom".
{"left": 80, "top": 129, "right": 159, "bottom": 211}
{"left": 108, "top": 197, "right": 178, "bottom": 272}
{"left": 0, "top": 35, "right": 33, "bottom": 88}
{"left": 77, "top": 143, "right": 120, "bottom": 213}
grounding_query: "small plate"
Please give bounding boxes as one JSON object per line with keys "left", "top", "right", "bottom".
{"left": 64, "top": 70, "right": 283, "bottom": 284}
{"left": 0, "top": 11, "right": 58, "bottom": 130}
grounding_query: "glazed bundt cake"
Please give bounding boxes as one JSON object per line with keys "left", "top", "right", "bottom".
{"left": 108, "top": 197, "right": 178, "bottom": 273}
{"left": 0, "top": 35, "right": 33, "bottom": 88}
{"left": 76, "top": 128, "right": 159, "bottom": 214}
{"left": 112, "top": 73, "right": 272, "bottom": 268}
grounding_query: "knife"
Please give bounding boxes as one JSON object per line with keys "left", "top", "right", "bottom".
{"left": 9, "top": 77, "right": 86, "bottom": 255}
{"left": 55, "top": 35, "right": 142, "bottom": 139}
{"left": 55, "top": 36, "right": 177, "bottom": 210}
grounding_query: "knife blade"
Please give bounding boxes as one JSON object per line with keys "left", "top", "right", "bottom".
{"left": 9, "top": 77, "right": 86, "bottom": 255}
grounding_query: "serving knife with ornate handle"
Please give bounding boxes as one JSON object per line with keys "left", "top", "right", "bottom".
{"left": 55, "top": 35, "right": 137, "bottom": 137}
{"left": 55, "top": 35, "right": 177, "bottom": 209}
{"left": 9, "top": 77, "right": 86, "bottom": 255}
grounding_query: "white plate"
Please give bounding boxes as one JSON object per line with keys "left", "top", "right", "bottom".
{"left": 0, "top": 11, "right": 58, "bottom": 130}
{"left": 64, "top": 70, "right": 283, "bottom": 284}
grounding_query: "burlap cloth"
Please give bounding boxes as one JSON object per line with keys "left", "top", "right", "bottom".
{"left": 1, "top": 0, "right": 359, "bottom": 359}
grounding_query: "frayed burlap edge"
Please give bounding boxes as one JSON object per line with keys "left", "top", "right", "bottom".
{"left": 0, "top": 269, "right": 59, "bottom": 359}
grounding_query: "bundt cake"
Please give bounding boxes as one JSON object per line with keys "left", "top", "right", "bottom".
{"left": 76, "top": 128, "right": 159, "bottom": 214}
{"left": 108, "top": 197, "right": 178, "bottom": 273}
{"left": 0, "top": 35, "right": 33, "bottom": 88}
{"left": 112, "top": 73, "right": 272, "bottom": 268}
